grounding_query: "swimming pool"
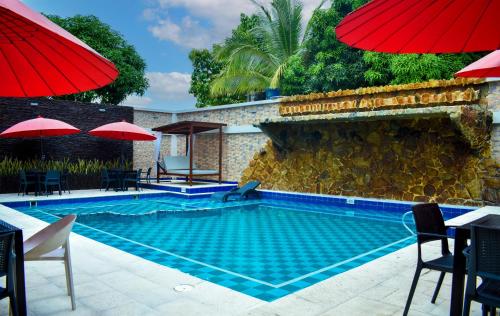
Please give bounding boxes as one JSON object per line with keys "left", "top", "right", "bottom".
{"left": 11, "top": 195, "right": 469, "bottom": 301}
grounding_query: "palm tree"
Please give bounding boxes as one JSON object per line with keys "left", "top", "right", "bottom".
{"left": 210, "top": 0, "right": 322, "bottom": 96}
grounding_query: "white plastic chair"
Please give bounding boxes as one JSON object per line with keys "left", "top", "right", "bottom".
{"left": 23, "top": 215, "right": 77, "bottom": 310}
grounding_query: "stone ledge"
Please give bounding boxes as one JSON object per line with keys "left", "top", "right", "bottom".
{"left": 282, "top": 78, "right": 485, "bottom": 103}
{"left": 261, "top": 105, "right": 464, "bottom": 125}
{"left": 279, "top": 78, "right": 487, "bottom": 116}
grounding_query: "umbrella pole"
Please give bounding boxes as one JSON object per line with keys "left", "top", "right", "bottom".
{"left": 120, "top": 141, "right": 125, "bottom": 169}
{"left": 40, "top": 136, "right": 45, "bottom": 160}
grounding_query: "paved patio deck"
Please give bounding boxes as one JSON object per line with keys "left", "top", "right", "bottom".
{"left": 0, "top": 191, "right": 494, "bottom": 316}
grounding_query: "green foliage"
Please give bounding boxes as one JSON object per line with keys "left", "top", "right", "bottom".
{"left": 280, "top": 54, "right": 308, "bottom": 95}
{"left": 363, "top": 52, "right": 484, "bottom": 86}
{"left": 188, "top": 49, "right": 245, "bottom": 107}
{"left": 223, "top": 14, "right": 261, "bottom": 49}
{"left": 281, "top": 0, "right": 368, "bottom": 95}
{"left": 47, "top": 15, "right": 149, "bottom": 105}
{"left": 0, "top": 157, "right": 130, "bottom": 176}
{"left": 189, "top": 14, "right": 258, "bottom": 107}
{"left": 211, "top": 0, "right": 316, "bottom": 96}
{"left": 190, "top": 0, "right": 485, "bottom": 104}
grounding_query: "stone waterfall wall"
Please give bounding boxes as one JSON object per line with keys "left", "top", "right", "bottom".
{"left": 241, "top": 79, "right": 498, "bottom": 206}
{"left": 483, "top": 82, "right": 500, "bottom": 203}
{"left": 242, "top": 117, "right": 491, "bottom": 206}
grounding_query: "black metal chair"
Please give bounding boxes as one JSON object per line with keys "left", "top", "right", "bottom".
{"left": 123, "top": 169, "right": 141, "bottom": 191}
{"left": 0, "top": 232, "right": 18, "bottom": 316}
{"left": 404, "top": 203, "right": 456, "bottom": 316}
{"left": 100, "top": 169, "right": 118, "bottom": 191}
{"left": 43, "top": 170, "right": 62, "bottom": 196}
{"left": 145, "top": 167, "right": 152, "bottom": 184}
{"left": 463, "top": 225, "right": 500, "bottom": 316}
{"left": 61, "top": 169, "right": 71, "bottom": 194}
{"left": 18, "top": 170, "right": 35, "bottom": 196}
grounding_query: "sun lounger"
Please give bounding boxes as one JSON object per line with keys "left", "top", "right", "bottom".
{"left": 157, "top": 156, "right": 219, "bottom": 184}
{"left": 211, "top": 180, "right": 261, "bottom": 202}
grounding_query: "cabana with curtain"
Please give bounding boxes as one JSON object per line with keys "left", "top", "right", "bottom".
{"left": 152, "top": 121, "right": 226, "bottom": 185}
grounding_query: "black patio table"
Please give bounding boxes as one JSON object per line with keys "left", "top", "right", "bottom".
{"left": 0, "top": 219, "right": 27, "bottom": 316}
{"left": 449, "top": 214, "right": 500, "bottom": 316}
{"left": 26, "top": 170, "right": 45, "bottom": 196}
{"left": 109, "top": 169, "right": 136, "bottom": 191}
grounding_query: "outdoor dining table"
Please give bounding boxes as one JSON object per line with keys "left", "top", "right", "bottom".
{"left": 447, "top": 208, "right": 500, "bottom": 316}
{"left": 0, "top": 219, "right": 27, "bottom": 316}
{"left": 109, "top": 169, "right": 136, "bottom": 191}
{"left": 26, "top": 170, "right": 45, "bottom": 196}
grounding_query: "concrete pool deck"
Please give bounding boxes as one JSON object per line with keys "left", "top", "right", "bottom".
{"left": 0, "top": 190, "right": 495, "bottom": 315}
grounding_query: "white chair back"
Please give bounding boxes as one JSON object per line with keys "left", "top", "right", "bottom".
{"left": 24, "top": 215, "right": 76, "bottom": 259}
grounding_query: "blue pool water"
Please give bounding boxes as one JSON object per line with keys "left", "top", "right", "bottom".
{"left": 13, "top": 195, "right": 446, "bottom": 301}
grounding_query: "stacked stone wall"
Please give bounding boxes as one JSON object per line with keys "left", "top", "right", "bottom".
{"left": 242, "top": 118, "right": 491, "bottom": 206}
{"left": 190, "top": 133, "right": 270, "bottom": 181}
{"left": 483, "top": 82, "right": 500, "bottom": 203}
{"left": 176, "top": 103, "right": 280, "bottom": 181}
{"left": 176, "top": 103, "right": 280, "bottom": 125}
{"left": 487, "top": 82, "right": 500, "bottom": 159}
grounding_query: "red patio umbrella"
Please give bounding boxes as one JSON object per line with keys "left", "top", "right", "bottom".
{"left": 0, "top": 115, "right": 80, "bottom": 158}
{"left": 335, "top": 0, "right": 500, "bottom": 54}
{"left": 0, "top": 0, "right": 119, "bottom": 97}
{"left": 89, "top": 121, "right": 156, "bottom": 166}
{"left": 0, "top": 116, "right": 80, "bottom": 138}
{"left": 455, "top": 50, "right": 500, "bottom": 78}
{"left": 88, "top": 121, "right": 156, "bottom": 141}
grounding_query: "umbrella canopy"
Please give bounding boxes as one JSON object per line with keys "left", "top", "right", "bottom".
{"left": 0, "top": 0, "right": 119, "bottom": 97}
{"left": 89, "top": 121, "right": 156, "bottom": 141}
{"left": 336, "top": 0, "right": 500, "bottom": 53}
{"left": 455, "top": 50, "right": 500, "bottom": 78}
{"left": 0, "top": 115, "right": 80, "bottom": 138}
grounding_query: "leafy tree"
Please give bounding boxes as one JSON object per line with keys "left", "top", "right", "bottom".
{"left": 223, "top": 14, "right": 261, "bottom": 50}
{"left": 279, "top": 0, "right": 484, "bottom": 96}
{"left": 189, "top": 14, "right": 258, "bottom": 107}
{"left": 189, "top": 49, "right": 244, "bottom": 107}
{"left": 211, "top": 0, "right": 323, "bottom": 96}
{"left": 47, "top": 15, "right": 148, "bottom": 105}
{"left": 363, "top": 52, "right": 484, "bottom": 86}
{"left": 280, "top": 0, "right": 369, "bottom": 95}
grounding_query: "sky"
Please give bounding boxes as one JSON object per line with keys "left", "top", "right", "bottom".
{"left": 24, "top": 0, "right": 324, "bottom": 111}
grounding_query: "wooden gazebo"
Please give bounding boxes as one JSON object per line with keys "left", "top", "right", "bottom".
{"left": 152, "top": 121, "right": 226, "bottom": 185}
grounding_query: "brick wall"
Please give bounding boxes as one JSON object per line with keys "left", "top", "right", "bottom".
{"left": 176, "top": 102, "right": 280, "bottom": 125}
{"left": 0, "top": 98, "right": 133, "bottom": 162}
{"left": 134, "top": 101, "right": 280, "bottom": 182}
{"left": 190, "top": 133, "right": 270, "bottom": 181}
{"left": 176, "top": 102, "right": 279, "bottom": 181}
{"left": 487, "top": 81, "right": 500, "bottom": 160}
{"left": 132, "top": 110, "right": 172, "bottom": 170}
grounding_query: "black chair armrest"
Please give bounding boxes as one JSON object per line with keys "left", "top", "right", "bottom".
{"left": 417, "top": 232, "right": 450, "bottom": 239}
{"left": 462, "top": 246, "right": 471, "bottom": 258}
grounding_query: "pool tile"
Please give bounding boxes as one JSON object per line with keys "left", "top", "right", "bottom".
{"left": 9, "top": 193, "right": 475, "bottom": 302}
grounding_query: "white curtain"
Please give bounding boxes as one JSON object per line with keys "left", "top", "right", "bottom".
{"left": 153, "top": 131, "right": 163, "bottom": 173}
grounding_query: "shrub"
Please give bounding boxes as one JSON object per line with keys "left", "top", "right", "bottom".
{"left": 0, "top": 157, "right": 131, "bottom": 176}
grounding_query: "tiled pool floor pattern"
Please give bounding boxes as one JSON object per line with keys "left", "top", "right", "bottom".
{"left": 1, "top": 201, "right": 493, "bottom": 316}
{"left": 17, "top": 197, "right": 417, "bottom": 301}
